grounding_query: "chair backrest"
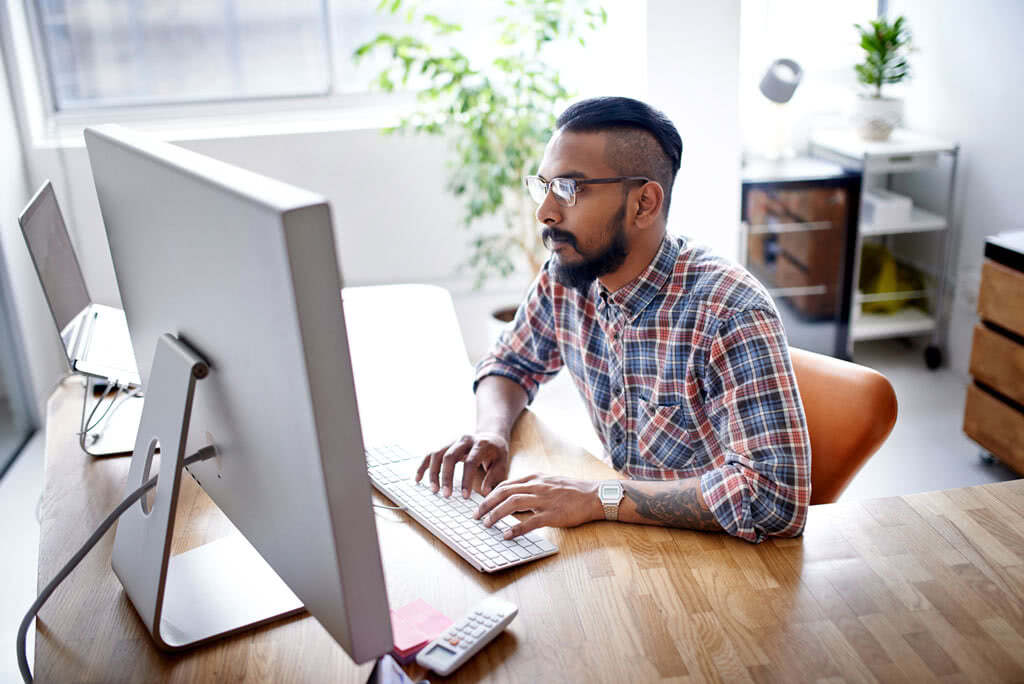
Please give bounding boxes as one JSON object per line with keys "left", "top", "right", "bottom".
{"left": 789, "top": 347, "right": 898, "bottom": 505}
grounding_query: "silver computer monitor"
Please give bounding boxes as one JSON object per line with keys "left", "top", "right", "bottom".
{"left": 83, "top": 124, "right": 392, "bottom": 662}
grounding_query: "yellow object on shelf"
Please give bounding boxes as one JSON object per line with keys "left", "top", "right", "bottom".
{"left": 859, "top": 243, "right": 928, "bottom": 314}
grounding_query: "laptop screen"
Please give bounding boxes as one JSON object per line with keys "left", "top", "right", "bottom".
{"left": 18, "top": 181, "right": 91, "bottom": 332}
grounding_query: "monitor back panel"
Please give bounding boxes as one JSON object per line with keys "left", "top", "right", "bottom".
{"left": 84, "top": 125, "right": 392, "bottom": 663}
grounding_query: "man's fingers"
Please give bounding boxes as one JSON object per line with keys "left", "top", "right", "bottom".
{"left": 461, "top": 444, "right": 484, "bottom": 498}
{"left": 480, "top": 494, "right": 535, "bottom": 527}
{"left": 474, "top": 481, "right": 514, "bottom": 519}
{"left": 439, "top": 437, "right": 472, "bottom": 497}
{"left": 504, "top": 513, "right": 550, "bottom": 540}
{"left": 480, "top": 460, "right": 514, "bottom": 496}
{"left": 426, "top": 449, "right": 445, "bottom": 493}
{"left": 475, "top": 482, "right": 532, "bottom": 519}
{"left": 415, "top": 454, "right": 430, "bottom": 482}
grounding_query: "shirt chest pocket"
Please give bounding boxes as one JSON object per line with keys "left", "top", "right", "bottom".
{"left": 634, "top": 396, "right": 698, "bottom": 471}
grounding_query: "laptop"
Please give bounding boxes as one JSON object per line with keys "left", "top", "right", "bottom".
{"left": 19, "top": 180, "right": 142, "bottom": 454}
{"left": 19, "top": 180, "right": 141, "bottom": 387}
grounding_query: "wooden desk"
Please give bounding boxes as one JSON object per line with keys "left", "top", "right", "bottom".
{"left": 35, "top": 288, "right": 1024, "bottom": 683}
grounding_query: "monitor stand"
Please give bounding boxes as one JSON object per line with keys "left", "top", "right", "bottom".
{"left": 110, "top": 334, "right": 304, "bottom": 651}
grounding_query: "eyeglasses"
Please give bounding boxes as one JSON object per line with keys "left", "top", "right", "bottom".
{"left": 523, "top": 175, "right": 650, "bottom": 208}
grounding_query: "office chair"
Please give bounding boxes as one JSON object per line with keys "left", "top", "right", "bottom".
{"left": 789, "top": 347, "right": 898, "bottom": 505}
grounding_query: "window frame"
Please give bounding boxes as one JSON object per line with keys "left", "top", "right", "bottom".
{"left": 5, "top": 0, "right": 416, "bottom": 144}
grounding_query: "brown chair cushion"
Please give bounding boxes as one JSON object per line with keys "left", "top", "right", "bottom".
{"left": 789, "top": 347, "right": 898, "bottom": 505}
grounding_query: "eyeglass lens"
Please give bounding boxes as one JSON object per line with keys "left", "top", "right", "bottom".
{"left": 526, "top": 177, "right": 576, "bottom": 206}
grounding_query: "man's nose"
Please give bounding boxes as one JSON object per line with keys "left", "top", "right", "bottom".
{"left": 535, "top": 190, "right": 562, "bottom": 226}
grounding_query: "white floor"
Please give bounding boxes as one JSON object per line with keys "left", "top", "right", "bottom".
{"left": 839, "top": 338, "right": 1018, "bottom": 499}
{"left": 0, "top": 429, "right": 41, "bottom": 684}
{"left": 0, "top": 339, "right": 1017, "bottom": 682}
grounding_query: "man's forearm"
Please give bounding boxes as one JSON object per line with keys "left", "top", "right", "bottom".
{"left": 474, "top": 375, "right": 529, "bottom": 440}
{"left": 618, "top": 478, "right": 722, "bottom": 532}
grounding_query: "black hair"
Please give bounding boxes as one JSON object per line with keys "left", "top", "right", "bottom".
{"left": 555, "top": 96, "right": 683, "bottom": 216}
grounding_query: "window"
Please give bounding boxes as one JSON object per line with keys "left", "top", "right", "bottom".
{"left": 34, "top": 0, "right": 336, "bottom": 109}
{"left": 27, "top": 0, "right": 641, "bottom": 115}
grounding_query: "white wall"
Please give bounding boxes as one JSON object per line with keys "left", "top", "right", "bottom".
{"left": 11, "top": 1, "right": 742, "bottom": 371}
{"left": 648, "top": 0, "right": 741, "bottom": 262}
{"left": 34, "top": 130, "right": 481, "bottom": 305}
{"left": 890, "top": 0, "right": 1024, "bottom": 377}
{"left": 0, "top": 45, "right": 63, "bottom": 415}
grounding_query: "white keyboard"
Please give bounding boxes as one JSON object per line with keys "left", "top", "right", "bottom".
{"left": 365, "top": 444, "right": 559, "bottom": 573}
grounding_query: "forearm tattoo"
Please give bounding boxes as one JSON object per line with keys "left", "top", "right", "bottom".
{"left": 623, "top": 481, "right": 722, "bottom": 532}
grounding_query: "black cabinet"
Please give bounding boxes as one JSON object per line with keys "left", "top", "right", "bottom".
{"left": 741, "top": 157, "right": 861, "bottom": 359}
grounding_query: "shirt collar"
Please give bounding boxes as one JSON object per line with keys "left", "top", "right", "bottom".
{"left": 597, "top": 235, "right": 680, "bottom": 321}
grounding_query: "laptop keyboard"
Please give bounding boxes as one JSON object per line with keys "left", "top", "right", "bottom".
{"left": 365, "top": 444, "right": 558, "bottom": 573}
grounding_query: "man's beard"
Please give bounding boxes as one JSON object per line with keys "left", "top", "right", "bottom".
{"left": 543, "top": 205, "right": 629, "bottom": 292}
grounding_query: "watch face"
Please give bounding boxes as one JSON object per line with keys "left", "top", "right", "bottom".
{"left": 599, "top": 482, "right": 623, "bottom": 502}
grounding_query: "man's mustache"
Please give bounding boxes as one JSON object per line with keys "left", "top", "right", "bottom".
{"left": 541, "top": 227, "right": 577, "bottom": 249}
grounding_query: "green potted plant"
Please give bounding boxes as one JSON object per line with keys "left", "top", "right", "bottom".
{"left": 354, "top": 0, "right": 606, "bottom": 331}
{"left": 852, "top": 15, "right": 912, "bottom": 141}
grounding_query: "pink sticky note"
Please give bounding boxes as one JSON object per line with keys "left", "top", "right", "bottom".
{"left": 390, "top": 599, "right": 452, "bottom": 661}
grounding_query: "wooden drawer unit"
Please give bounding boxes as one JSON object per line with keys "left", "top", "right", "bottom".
{"left": 964, "top": 233, "right": 1024, "bottom": 475}
{"left": 968, "top": 323, "right": 1024, "bottom": 406}
{"left": 964, "top": 385, "right": 1024, "bottom": 473}
{"left": 978, "top": 259, "right": 1024, "bottom": 336}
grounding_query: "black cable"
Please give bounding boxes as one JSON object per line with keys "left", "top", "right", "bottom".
{"left": 81, "top": 378, "right": 119, "bottom": 432}
{"left": 16, "top": 445, "right": 218, "bottom": 684}
{"left": 83, "top": 383, "right": 119, "bottom": 432}
{"left": 77, "top": 378, "right": 127, "bottom": 456}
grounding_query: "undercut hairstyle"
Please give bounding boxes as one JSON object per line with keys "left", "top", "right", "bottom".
{"left": 555, "top": 96, "right": 683, "bottom": 216}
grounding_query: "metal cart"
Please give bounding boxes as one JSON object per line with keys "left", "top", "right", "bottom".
{"left": 809, "top": 128, "right": 960, "bottom": 368}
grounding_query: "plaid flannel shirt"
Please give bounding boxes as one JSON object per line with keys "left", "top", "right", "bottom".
{"left": 474, "top": 235, "right": 811, "bottom": 542}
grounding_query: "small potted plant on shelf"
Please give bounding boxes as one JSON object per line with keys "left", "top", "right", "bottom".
{"left": 853, "top": 15, "right": 913, "bottom": 141}
{"left": 354, "top": 0, "right": 605, "bottom": 339}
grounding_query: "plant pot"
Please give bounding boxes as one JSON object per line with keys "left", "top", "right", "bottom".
{"left": 853, "top": 95, "right": 904, "bottom": 142}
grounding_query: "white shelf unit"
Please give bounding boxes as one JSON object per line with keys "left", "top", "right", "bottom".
{"left": 809, "top": 128, "right": 960, "bottom": 367}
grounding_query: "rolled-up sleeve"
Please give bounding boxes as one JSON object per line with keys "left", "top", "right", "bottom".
{"left": 473, "top": 267, "right": 564, "bottom": 403}
{"left": 698, "top": 308, "right": 811, "bottom": 543}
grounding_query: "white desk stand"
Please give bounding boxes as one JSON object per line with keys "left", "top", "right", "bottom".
{"left": 110, "top": 333, "right": 303, "bottom": 650}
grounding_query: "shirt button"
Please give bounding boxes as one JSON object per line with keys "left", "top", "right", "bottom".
{"left": 612, "top": 384, "right": 622, "bottom": 396}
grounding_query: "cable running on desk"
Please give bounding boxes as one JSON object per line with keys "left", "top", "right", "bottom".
{"left": 16, "top": 445, "right": 217, "bottom": 684}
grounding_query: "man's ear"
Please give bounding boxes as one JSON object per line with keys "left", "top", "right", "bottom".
{"left": 634, "top": 181, "right": 665, "bottom": 228}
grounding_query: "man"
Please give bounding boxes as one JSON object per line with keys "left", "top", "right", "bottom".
{"left": 417, "top": 96, "right": 810, "bottom": 543}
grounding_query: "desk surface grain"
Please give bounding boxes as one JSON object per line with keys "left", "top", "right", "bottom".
{"left": 35, "top": 381, "right": 1024, "bottom": 683}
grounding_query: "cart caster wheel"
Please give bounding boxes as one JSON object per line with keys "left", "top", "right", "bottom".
{"left": 924, "top": 345, "right": 942, "bottom": 370}
{"left": 979, "top": 451, "right": 997, "bottom": 465}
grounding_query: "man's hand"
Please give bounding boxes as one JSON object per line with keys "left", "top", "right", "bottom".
{"left": 415, "top": 432, "right": 511, "bottom": 499}
{"left": 473, "top": 474, "right": 602, "bottom": 539}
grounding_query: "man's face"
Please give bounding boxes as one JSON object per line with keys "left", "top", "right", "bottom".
{"left": 534, "top": 130, "right": 631, "bottom": 290}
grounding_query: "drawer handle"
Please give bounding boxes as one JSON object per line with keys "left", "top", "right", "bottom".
{"left": 766, "top": 285, "right": 828, "bottom": 298}
{"left": 748, "top": 221, "right": 833, "bottom": 235}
